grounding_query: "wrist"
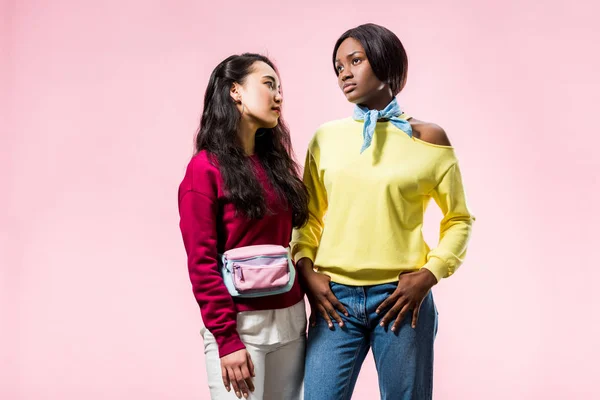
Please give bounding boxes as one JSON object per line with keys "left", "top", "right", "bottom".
{"left": 296, "top": 257, "right": 316, "bottom": 286}
{"left": 418, "top": 268, "right": 438, "bottom": 288}
{"left": 296, "top": 257, "right": 315, "bottom": 274}
{"left": 421, "top": 257, "right": 446, "bottom": 283}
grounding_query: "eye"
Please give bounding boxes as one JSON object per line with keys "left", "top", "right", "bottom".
{"left": 352, "top": 58, "right": 361, "bottom": 65}
{"left": 265, "top": 81, "right": 274, "bottom": 88}
{"left": 336, "top": 65, "right": 343, "bottom": 73}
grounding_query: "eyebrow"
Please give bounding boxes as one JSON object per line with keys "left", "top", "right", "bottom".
{"left": 335, "top": 51, "right": 364, "bottom": 63}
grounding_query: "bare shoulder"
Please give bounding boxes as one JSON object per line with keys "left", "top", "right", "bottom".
{"left": 408, "top": 118, "right": 452, "bottom": 146}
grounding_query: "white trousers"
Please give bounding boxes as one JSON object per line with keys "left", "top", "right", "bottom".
{"left": 200, "top": 300, "right": 307, "bottom": 400}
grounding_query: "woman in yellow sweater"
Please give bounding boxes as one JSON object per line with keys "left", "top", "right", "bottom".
{"left": 291, "top": 23, "right": 475, "bottom": 400}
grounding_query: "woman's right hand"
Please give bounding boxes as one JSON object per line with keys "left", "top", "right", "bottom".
{"left": 297, "top": 258, "right": 348, "bottom": 329}
{"left": 220, "top": 349, "right": 255, "bottom": 399}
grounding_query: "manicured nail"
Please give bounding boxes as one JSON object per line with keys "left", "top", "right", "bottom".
{"left": 339, "top": 322, "right": 344, "bottom": 327}
{"left": 391, "top": 326, "right": 396, "bottom": 332}
{"left": 244, "top": 393, "right": 249, "bottom": 398}
{"left": 380, "top": 322, "right": 384, "bottom": 326}
{"left": 376, "top": 309, "right": 380, "bottom": 314}
{"left": 236, "top": 392, "right": 241, "bottom": 398}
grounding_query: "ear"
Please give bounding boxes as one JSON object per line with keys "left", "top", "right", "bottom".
{"left": 230, "top": 83, "right": 242, "bottom": 104}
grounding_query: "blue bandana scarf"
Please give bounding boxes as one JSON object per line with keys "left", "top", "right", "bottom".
{"left": 352, "top": 98, "right": 412, "bottom": 153}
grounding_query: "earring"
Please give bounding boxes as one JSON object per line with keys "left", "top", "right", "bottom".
{"left": 236, "top": 96, "right": 245, "bottom": 114}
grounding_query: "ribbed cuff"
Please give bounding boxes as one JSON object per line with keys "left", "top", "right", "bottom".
{"left": 292, "top": 245, "right": 316, "bottom": 264}
{"left": 216, "top": 333, "right": 246, "bottom": 358}
{"left": 421, "top": 257, "right": 447, "bottom": 283}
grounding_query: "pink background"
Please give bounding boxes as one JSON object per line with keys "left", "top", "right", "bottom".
{"left": 3, "top": 0, "right": 599, "bottom": 398}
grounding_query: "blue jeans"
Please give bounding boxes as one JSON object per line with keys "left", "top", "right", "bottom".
{"left": 304, "top": 282, "right": 438, "bottom": 400}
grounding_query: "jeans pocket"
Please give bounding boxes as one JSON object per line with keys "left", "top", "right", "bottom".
{"left": 329, "top": 281, "right": 345, "bottom": 300}
{"left": 329, "top": 281, "right": 340, "bottom": 297}
{"left": 327, "top": 282, "right": 356, "bottom": 319}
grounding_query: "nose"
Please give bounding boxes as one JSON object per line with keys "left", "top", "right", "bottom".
{"left": 340, "top": 68, "right": 353, "bottom": 81}
{"left": 274, "top": 91, "right": 282, "bottom": 104}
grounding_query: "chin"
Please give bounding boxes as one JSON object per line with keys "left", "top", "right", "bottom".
{"left": 255, "top": 115, "right": 279, "bottom": 129}
{"left": 344, "top": 91, "right": 364, "bottom": 104}
{"left": 264, "top": 119, "right": 279, "bottom": 129}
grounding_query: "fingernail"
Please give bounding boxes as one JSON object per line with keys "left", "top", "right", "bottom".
{"left": 375, "top": 309, "right": 380, "bottom": 314}
{"left": 339, "top": 322, "right": 344, "bottom": 327}
{"left": 244, "top": 393, "right": 248, "bottom": 398}
{"left": 380, "top": 322, "right": 384, "bottom": 327}
{"left": 391, "top": 327, "right": 396, "bottom": 332}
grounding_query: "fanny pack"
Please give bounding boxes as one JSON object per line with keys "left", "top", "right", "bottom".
{"left": 219, "top": 244, "right": 296, "bottom": 298}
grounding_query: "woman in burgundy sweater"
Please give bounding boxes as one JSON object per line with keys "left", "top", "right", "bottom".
{"left": 178, "top": 53, "right": 309, "bottom": 400}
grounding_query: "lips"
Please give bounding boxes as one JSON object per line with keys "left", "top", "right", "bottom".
{"left": 343, "top": 82, "right": 357, "bottom": 93}
{"left": 271, "top": 107, "right": 281, "bottom": 113}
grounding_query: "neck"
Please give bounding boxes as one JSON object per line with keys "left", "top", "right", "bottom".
{"left": 238, "top": 118, "right": 258, "bottom": 156}
{"left": 359, "top": 92, "right": 394, "bottom": 111}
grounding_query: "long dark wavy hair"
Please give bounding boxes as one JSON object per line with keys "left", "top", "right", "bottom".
{"left": 195, "top": 53, "right": 308, "bottom": 228}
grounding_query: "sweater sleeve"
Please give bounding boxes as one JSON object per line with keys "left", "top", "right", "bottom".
{"left": 422, "top": 161, "right": 475, "bottom": 282}
{"left": 291, "top": 141, "right": 328, "bottom": 264}
{"left": 178, "top": 160, "right": 245, "bottom": 358}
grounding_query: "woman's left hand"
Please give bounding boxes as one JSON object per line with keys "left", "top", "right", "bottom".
{"left": 376, "top": 269, "right": 438, "bottom": 331}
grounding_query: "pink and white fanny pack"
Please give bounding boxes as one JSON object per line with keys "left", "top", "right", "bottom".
{"left": 219, "top": 245, "right": 296, "bottom": 298}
